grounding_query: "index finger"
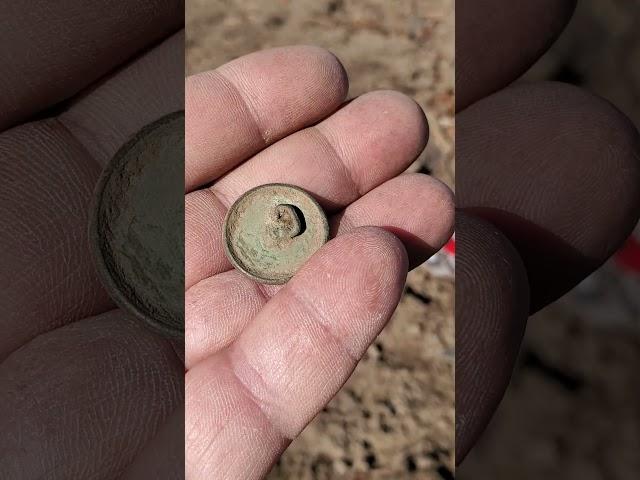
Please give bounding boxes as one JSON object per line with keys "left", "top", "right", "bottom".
{"left": 0, "top": 0, "right": 182, "bottom": 130}
{"left": 185, "top": 45, "right": 349, "bottom": 192}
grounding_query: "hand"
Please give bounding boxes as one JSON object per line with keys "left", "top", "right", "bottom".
{"left": 455, "top": 0, "right": 640, "bottom": 462}
{"left": 184, "top": 46, "right": 455, "bottom": 479}
{"left": 0, "top": 1, "right": 184, "bottom": 478}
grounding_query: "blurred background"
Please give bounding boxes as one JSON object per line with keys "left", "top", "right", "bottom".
{"left": 186, "top": 0, "right": 454, "bottom": 478}
{"left": 459, "top": 1, "right": 640, "bottom": 478}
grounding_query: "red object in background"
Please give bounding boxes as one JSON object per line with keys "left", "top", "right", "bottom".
{"left": 615, "top": 233, "right": 640, "bottom": 274}
{"left": 440, "top": 230, "right": 638, "bottom": 275}
{"left": 444, "top": 235, "right": 455, "bottom": 255}
{"left": 424, "top": 234, "right": 455, "bottom": 279}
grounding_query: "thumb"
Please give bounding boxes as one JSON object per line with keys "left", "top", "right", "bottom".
{"left": 186, "top": 227, "right": 408, "bottom": 479}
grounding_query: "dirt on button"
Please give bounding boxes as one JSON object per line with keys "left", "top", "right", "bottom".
{"left": 187, "top": 1, "right": 454, "bottom": 478}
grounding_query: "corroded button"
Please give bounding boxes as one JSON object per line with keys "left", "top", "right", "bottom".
{"left": 223, "top": 184, "right": 329, "bottom": 284}
{"left": 90, "top": 111, "right": 184, "bottom": 339}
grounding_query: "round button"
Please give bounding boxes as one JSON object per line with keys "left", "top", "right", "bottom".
{"left": 90, "top": 111, "right": 184, "bottom": 339}
{"left": 223, "top": 184, "right": 329, "bottom": 284}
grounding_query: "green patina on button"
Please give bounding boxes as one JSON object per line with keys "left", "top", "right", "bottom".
{"left": 223, "top": 184, "right": 329, "bottom": 284}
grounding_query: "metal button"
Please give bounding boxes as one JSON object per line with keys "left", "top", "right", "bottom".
{"left": 223, "top": 184, "right": 329, "bottom": 284}
{"left": 90, "top": 111, "right": 184, "bottom": 339}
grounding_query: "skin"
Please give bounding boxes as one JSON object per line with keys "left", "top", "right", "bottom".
{"left": 0, "top": 1, "right": 184, "bottom": 478}
{"left": 184, "top": 46, "right": 455, "bottom": 479}
{"left": 1, "top": 3, "right": 454, "bottom": 477}
{"left": 9, "top": 0, "right": 635, "bottom": 476}
{"left": 456, "top": 0, "right": 640, "bottom": 464}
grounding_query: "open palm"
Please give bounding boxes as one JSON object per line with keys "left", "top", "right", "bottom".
{"left": 184, "top": 46, "right": 454, "bottom": 479}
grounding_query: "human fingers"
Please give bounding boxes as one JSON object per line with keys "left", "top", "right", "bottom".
{"left": 0, "top": 120, "right": 112, "bottom": 360}
{"left": 457, "top": 81, "right": 640, "bottom": 312}
{"left": 455, "top": 211, "right": 529, "bottom": 463}
{"left": 120, "top": 406, "right": 184, "bottom": 480}
{"left": 0, "top": 29, "right": 189, "bottom": 360}
{"left": 59, "top": 30, "right": 184, "bottom": 168}
{"left": 330, "top": 173, "right": 453, "bottom": 269}
{"left": 185, "top": 228, "right": 407, "bottom": 479}
{"left": 185, "top": 45, "right": 349, "bottom": 192}
{"left": 185, "top": 174, "right": 453, "bottom": 368}
{"left": 456, "top": 0, "right": 576, "bottom": 111}
{"left": 185, "top": 90, "right": 428, "bottom": 288}
{"left": 0, "top": 310, "right": 183, "bottom": 479}
{"left": 185, "top": 270, "right": 266, "bottom": 369}
{"left": 0, "top": 0, "right": 182, "bottom": 130}
{"left": 211, "top": 91, "right": 428, "bottom": 210}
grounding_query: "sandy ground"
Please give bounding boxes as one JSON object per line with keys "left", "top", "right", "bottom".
{"left": 186, "top": 1, "right": 455, "bottom": 478}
